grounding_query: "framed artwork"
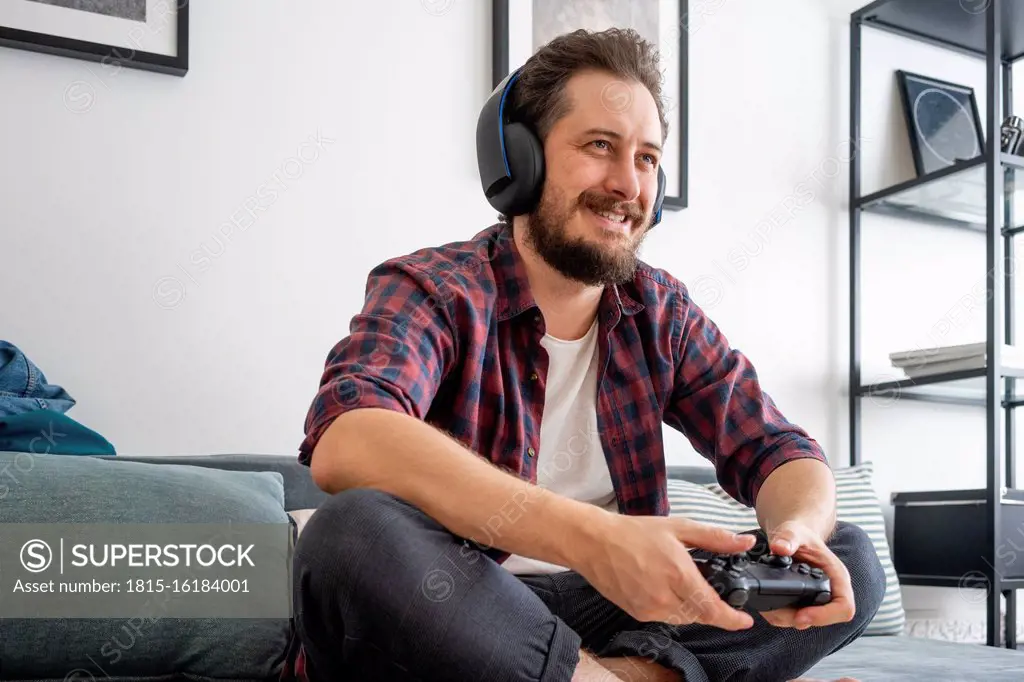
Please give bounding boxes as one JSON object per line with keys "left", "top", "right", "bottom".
{"left": 895, "top": 70, "right": 983, "bottom": 177}
{"left": 0, "top": 0, "right": 188, "bottom": 77}
{"left": 492, "top": 0, "right": 688, "bottom": 211}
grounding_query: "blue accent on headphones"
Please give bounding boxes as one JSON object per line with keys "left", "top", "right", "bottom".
{"left": 476, "top": 67, "right": 667, "bottom": 227}
{"left": 497, "top": 71, "right": 518, "bottom": 178}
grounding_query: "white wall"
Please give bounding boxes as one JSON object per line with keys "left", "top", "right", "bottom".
{"left": 1, "top": 0, "right": 1018, "bottom": 623}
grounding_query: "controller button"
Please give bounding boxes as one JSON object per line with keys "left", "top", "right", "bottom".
{"left": 726, "top": 589, "right": 749, "bottom": 608}
{"left": 726, "top": 568, "right": 743, "bottom": 578}
{"left": 814, "top": 591, "right": 831, "bottom": 605}
{"left": 731, "top": 555, "right": 749, "bottom": 569}
{"left": 809, "top": 567, "right": 825, "bottom": 579}
{"left": 711, "top": 557, "right": 727, "bottom": 568}
{"left": 797, "top": 563, "right": 811, "bottom": 575}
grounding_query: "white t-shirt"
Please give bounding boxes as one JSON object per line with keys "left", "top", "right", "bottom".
{"left": 501, "top": 317, "right": 617, "bottom": 575}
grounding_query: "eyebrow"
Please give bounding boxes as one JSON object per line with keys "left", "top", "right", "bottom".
{"left": 582, "top": 127, "right": 662, "bottom": 154}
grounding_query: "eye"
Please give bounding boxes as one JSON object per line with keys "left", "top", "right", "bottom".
{"left": 640, "top": 153, "right": 658, "bottom": 166}
{"left": 592, "top": 139, "right": 611, "bottom": 150}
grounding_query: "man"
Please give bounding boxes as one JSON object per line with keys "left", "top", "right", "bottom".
{"left": 291, "top": 27, "right": 884, "bottom": 682}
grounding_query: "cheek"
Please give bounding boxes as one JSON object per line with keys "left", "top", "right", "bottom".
{"left": 643, "top": 175, "right": 660, "bottom": 210}
{"left": 550, "top": 154, "right": 603, "bottom": 194}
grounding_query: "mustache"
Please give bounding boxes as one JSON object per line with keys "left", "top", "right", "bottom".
{"left": 578, "top": 191, "right": 645, "bottom": 225}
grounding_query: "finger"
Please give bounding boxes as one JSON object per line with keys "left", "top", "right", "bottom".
{"left": 769, "top": 527, "right": 801, "bottom": 557}
{"left": 793, "top": 547, "right": 856, "bottom": 627}
{"left": 695, "top": 588, "right": 755, "bottom": 631}
{"left": 677, "top": 560, "right": 754, "bottom": 631}
{"left": 770, "top": 528, "right": 802, "bottom": 557}
{"left": 674, "top": 519, "right": 757, "bottom": 554}
{"left": 675, "top": 557, "right": 757, "bottom": 630}
{"left": 760, "top": 606, "right": 800, "bottom": 628}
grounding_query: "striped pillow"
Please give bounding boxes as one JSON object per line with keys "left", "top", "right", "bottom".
{"left": 666, "top": 461, "right": 905, "bottom": 636}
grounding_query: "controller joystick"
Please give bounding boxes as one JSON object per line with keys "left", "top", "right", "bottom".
{"left": 761, "top": 553, "right": 793, "bottom": 568}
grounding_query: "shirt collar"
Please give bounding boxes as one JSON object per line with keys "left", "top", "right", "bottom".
{"left": 481, "top": 222, "right": 645, "bottom": 323}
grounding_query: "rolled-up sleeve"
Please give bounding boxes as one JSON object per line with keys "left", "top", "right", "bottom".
{"left": 298, "top": 259, "right": 456, "bottom": 465}
{"left": 663, "top": 291, "right": 827, "bottom": 507}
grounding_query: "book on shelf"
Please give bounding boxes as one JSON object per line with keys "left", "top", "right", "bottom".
{"left": 901, "top": 356, "right": 984, "bottom": 378}
{"left": 891, "top": 343, "right": 1024, "bottom": 364}
{"left": 889, "top": 343, "right": 1024, "bottom": 378}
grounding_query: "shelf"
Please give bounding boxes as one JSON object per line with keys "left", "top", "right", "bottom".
{"left": 856, "top": 0, "right": 1024, "bottom": 62}
{"left": 851, "top": 0, "right": 1024, "bottom": 648}
{"left": 856, "top": 155, "right": 1024, "bottom": 232}
{"left": 856, "top": 367, "right": 1024, "bottom": 407}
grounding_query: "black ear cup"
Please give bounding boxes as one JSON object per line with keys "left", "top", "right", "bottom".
{"left": 490, "top": 122, "right": 545, "bottom": 217}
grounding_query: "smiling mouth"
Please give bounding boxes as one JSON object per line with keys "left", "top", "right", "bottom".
{"left": 585, "top": 206, "right": 633, "bottom": 232}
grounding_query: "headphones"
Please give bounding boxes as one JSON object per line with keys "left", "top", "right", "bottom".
{"left": 476, "top": 68, "right": 666, "bottom": 227}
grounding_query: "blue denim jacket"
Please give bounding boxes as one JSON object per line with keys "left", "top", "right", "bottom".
{"left": 0, "top": 340, "right": 77, "bottom": 417}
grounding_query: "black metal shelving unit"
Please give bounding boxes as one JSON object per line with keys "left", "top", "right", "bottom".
{"left": 850, "top": 0, "right": 1024, "bottom": 649}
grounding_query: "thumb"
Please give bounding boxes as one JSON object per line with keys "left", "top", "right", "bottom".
{"left": 673, "top": 519, "right": 757, "bottom": 554}
{"left": 768, "top": 523, "right": 802, "bottom": 556}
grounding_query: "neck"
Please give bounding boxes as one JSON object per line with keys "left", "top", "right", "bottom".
{"left": 512, "top": 217, "right": 604, "bottom": 341}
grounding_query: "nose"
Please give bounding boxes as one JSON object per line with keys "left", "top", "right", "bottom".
{"left": 602, "top": 151, "right": 641, "bottom": 204}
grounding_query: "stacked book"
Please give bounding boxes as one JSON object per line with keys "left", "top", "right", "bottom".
{"left": 890, "top": 343, "right": 1024, "bottom": 379}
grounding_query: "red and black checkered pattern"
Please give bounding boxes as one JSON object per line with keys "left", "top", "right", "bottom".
{"left": 298, "top": 221, "right": 826, "bottom": 522}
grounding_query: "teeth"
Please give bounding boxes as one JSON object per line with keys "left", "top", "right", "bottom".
{"left": 596, "top": 210, "right": 626, "bottom": 223}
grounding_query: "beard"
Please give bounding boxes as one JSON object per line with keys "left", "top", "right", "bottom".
{"left": 523, "top": 184, "right": 651, "bottom": 286}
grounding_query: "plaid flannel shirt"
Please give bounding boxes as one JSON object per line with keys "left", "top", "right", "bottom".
{"left": 283, "top": 221, "right": 827, "bottom": 681}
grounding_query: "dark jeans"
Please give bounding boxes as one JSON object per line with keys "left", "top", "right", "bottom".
{"left": 293, "top": 488, "right": 887, "bottom": 682}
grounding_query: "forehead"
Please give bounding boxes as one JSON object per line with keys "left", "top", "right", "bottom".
{"left": 555, "top": 69, "right": 662, "bottom": 143}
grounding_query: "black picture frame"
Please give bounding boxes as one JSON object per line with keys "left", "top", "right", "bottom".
{"left": 895, "top": 69, "right": 984, "bottom": 177}
{"left": 491, "top": 0, "right": 688, "bottom": 211}
{"left": 0, "top": 0, "right": 189, "bottom": 77}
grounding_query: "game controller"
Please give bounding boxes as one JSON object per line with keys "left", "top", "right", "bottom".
{"left": 694, "top": 551, "right": 832, "bottom": 611}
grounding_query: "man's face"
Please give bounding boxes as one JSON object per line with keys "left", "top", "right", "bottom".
{"left": 524, "top": 69, "right": 663, "bottom": 286}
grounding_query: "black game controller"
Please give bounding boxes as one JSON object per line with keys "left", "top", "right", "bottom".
{"left": 694, "top": 551, "right": 832, "bottom": 611}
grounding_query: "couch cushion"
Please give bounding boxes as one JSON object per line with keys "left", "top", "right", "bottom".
{"left": 666, "top": 461, "right": 906, "bottom": 636}
{"left": 0, "top": 451, "right": 292, "bottom": 681}
{"left": 89, "top": 454, "right": 330, "bottom": 512}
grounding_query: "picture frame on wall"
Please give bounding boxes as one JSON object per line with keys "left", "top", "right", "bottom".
{"left": 491, "top": 0, "right": 688, "bottom": 211}
{"left": 895, "top": 70, "right": 983, "bottom": 177}
{"left": 0, "top": 0, "right": 189, "bottom": 77}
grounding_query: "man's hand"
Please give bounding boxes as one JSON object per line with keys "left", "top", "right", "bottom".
{"left": 761, "top": 520, "right": 855, "bottom": 629}
{"left": 571, "top": 514, "right": 758, "bottom": 631}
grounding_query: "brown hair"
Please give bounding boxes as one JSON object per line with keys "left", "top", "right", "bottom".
{"left": 509, "top": 27, "right": 669, "bottom": 148}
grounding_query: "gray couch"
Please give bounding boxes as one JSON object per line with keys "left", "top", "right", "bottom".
{"left": 5, "top": 454, "right": 1023, "bottom": 681}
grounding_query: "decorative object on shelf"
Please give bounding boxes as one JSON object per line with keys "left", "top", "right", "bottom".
{"left": 491, "top": 0, "right": 688, "bottom": 211}
{"left": 895, "top": 70, "right": 984, "bottom": 177}
{"left": 1001, "top": 115, "right": 1024, "bottom": 154}
{"left": 0, "top": 0, "right": 188, "bottom": 77}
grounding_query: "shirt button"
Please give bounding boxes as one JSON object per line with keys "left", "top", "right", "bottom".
{"left": 530, "top": 372, "right": 538, "bottom": 381}
{"left": 527, "top": 447, "right": 536, "bottom": 457}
